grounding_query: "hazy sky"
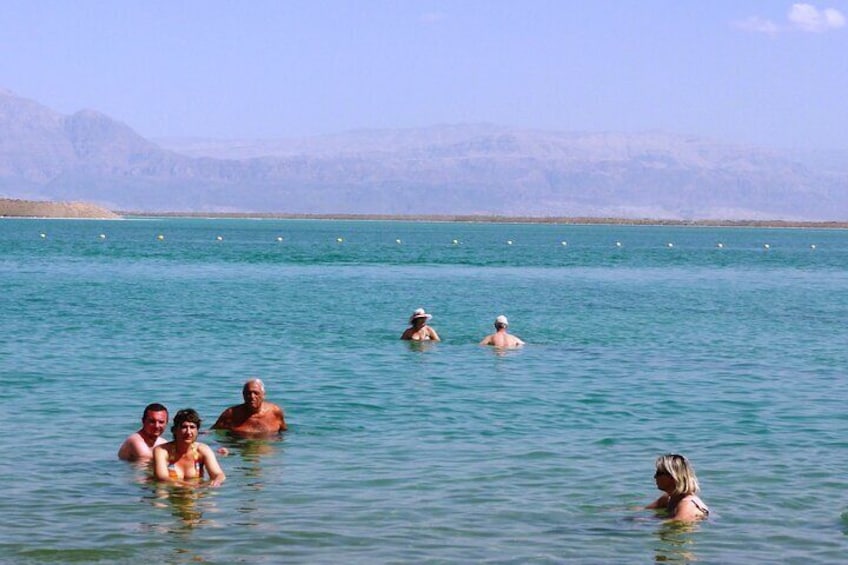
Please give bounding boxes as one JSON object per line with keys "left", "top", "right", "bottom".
{"left": 2, "top": 1, "right": 846, "bottom": 149}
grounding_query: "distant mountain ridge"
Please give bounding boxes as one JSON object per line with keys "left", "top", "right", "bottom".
{"left": 2, "top": 88, "right": 846, "bottom": 220}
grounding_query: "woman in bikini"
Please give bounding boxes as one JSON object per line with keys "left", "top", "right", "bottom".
{"left": 153, "top": 408, "right": 226, "bottom": 487}
{"left": 646, "top": 453, "right": 709, "bottom": 522}
{"left": 400, "top": 308, "right": 441, "bottom": 341}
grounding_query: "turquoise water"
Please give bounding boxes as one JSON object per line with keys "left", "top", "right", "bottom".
{"left": 1, "top": 218, "right": 847, "bottom": 563}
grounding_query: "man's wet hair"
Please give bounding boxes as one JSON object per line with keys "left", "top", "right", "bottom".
{"left": 142, "top": 403, "right": 168, "bottom": 421}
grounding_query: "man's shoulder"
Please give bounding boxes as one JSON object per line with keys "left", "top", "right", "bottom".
{"left": 119, "top": 432, "right": 150, "bottom": 460}
{"left": 262, "top": 402, "right": 284, "bottom": 415}
{"left": 123, "top": 431, "right": 146, "bottom": 449}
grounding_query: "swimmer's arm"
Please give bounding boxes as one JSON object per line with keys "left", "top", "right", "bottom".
{"left": 646, "top": 494, "right": 668, "bottom": 510}
{"left": 480, "top": 335, "right": 493, "bottom": 345}
{"left": 275, "top": 405, "right": 288, "bottom": 432}
{"left": 199, "top": 443, "right": 226, "bottom": 486}
{"left": 428, "top": 327, "right": 441, "bottom": 341}
{"left": 152, "top": 446, "right": 171, "bottom": 482}
{"left": 210, "top": 408, "right": 233, "bottom": 430}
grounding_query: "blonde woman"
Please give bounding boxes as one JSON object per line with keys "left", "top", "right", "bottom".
{"left": 153, "top": 408, "right": 225, "bottom": 487}
{"left": 646, "top": 453, "right": 709, "bottom": 521}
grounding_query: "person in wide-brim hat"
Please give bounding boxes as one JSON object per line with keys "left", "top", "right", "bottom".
{"left": 401, "top": 308, "right": 441, "bottom": 341}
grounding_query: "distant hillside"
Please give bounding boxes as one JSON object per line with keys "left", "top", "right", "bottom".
{"left": 2, "top": 88, "right": 847, "bottom": 220}
{"left": 0, "top": 198, "right": 120, "bottom": 218}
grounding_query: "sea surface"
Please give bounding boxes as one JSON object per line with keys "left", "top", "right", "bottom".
{"left": 1, "top": 218, "right": 847, "bottom": 564}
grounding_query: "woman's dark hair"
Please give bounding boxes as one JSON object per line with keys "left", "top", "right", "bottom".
{"left": 172, "top": 408, "right": 202, "bottom": 432}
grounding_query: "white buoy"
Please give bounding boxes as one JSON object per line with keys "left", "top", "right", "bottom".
{"left": 667, "top": 242, "right": 674, "bottom": 248}
{"left": 763, "top": 243, "right": 770, "bottom": 250}
{"left": 810, "top": 244, "right": 816, "bottom": 250}
{"left": 615, "top": 241, "right": 622, "bottom": 247}
{"left": 157, "top": 234, "right": 165, "bottom": 241}
{"left": 276, "top": 236, "right": 283, "bottom": 242}
{"left": 99, "top": 234, "right": 106, "bottom": 239}
{"left": 452, "top": 239, "right": 459, "bottom": 245}
{"left": 716, "top": 242, "right": 724, "bottom": 249}
{"left": 40, "top": 233, "right": 47, "bottom": 239}
{"left": 507, "top": 240, "right": 513, "bottom": 245}
{"left": 561, "top": 241, "right": 567, "bottom": 246}
{"left": 336, "top": 237, "right": 343, "bottom": 243}
{"left": 395, "top": 239, "right": 402, "bottom": 244}
{"left": 216, "top": 236, "right": 223, "bottom": 241}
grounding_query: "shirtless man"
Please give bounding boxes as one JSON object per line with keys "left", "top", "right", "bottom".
{"left": 480, "top": 315, "right": 525, "bottom": 348}
{"left": 118, "top": 403, "right": 169, "bottom": 461}
{"left": 211, "top": 378, "right": 287, "bottom": 436}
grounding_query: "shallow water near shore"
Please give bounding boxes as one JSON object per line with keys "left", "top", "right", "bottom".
{"left": 2, "top": 218, "right": 848, "bottom": 563}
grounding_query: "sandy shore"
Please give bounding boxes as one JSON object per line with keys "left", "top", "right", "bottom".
{"left": 3, "top": 198, "right": 846, "bottom": 227}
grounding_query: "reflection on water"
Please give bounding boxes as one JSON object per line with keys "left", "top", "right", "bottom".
{"left": 215, "top": 435, "right": 283, "bottom": 527}
{"left": 216, "top": 435, "right": 283, "bottom": 486}
{"left": 150, "top": 485, "right": 214, "bottom": 530}
{"left": 653, "top": 520, "right": 702, "bottom": 563}
{"left": 165, "top": 487, "right": 204, "bottom": 529}
{"left": 404, "top": 340, "right": 440, "bottom": 353}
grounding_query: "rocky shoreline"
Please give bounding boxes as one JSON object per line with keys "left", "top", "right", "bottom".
{"left": 120, "top": 211, "right": 848, "bottom": 229}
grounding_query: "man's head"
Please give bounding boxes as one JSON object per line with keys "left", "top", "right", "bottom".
{"left": 140, "top": 403, "right": 168, "bottom": 439}
{"left": 494, "top": 315, "right": 509, "bottom": 330}
{"left": 242, "top": 378, "right": 266, "bottom": 411}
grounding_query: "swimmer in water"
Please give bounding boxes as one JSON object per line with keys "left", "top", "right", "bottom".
{"left": 401, "top": 308, "right": 441, "bottom": 341}
{"left": 153, "top": 409, "right": 225, "bottom": 487}
{"left": 646, "top": 453, "right": 709, "bottom": 522}
{"left": 118, "top": 403, "right": 169, "bottom": 461}
{"left": 479, "top": 315, "right": 525, "bottom": 348}
{"left": 211, "top": 378, "right": 287, "bottom": 437}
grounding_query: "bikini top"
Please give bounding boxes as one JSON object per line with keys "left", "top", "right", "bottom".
{"left": 167, "top": 443, "right": 203, "bottom": 477}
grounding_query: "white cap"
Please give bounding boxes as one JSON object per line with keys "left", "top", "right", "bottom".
{"left": 495, "top": 315, "right": 508, "bottom": 326}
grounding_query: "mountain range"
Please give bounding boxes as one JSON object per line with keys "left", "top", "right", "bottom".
{"left": 2, "top": 88, "right": 846, "bottom": 220}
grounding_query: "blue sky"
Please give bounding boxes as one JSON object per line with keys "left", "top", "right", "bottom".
{"left": 1, "top": 1, "right": 846, "bottom": 149}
